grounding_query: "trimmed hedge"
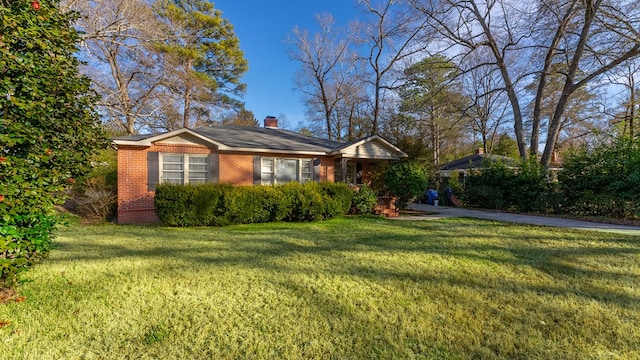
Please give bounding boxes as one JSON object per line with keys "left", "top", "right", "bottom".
{"left": 464, "top": 158, "right": 553, "bottom": 213}
{"left": 558, "top": 138, "right": 640, "bottom": 219}
{"left": 155, "top": 182, "right": 354, "bottom": 227}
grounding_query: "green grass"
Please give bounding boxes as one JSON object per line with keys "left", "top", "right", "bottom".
{"left": 1, "top": 216, "right": 639, "bottom": 359}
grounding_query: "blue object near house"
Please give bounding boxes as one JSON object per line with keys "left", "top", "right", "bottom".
{"left": 426, "top": 189, "right": 439, "bottom": 205}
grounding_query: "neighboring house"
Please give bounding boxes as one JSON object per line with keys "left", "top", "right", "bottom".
{"left": 439, "top": 148, "right": 563, "bottom": 178}
{"left": 438, "top": 148, "right": 517, "bottom": 177}
{"left": 113, "top": 117, "right": 407, "bottom": 224}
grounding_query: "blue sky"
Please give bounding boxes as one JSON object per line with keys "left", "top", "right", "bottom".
{"left": 213, "top": 0, "right": 360, "bottom": 129}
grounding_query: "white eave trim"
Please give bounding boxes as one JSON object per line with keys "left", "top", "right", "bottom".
{"left": 112, "top": 128, "right": 230, "bottom": 149}
{"left": 229, "top": 147, "right": 328, "bottom": 156}
{"left": 330, "top": 135, "right": 408, "bottom": 158}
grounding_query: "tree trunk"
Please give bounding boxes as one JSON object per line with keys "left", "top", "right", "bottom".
{"left": 630, "top": 72, "right": 635, "bottom": 139}
{"left": 530, "top": 1, "right": 578, "bottom": 157}
{"left": 320, "top": 83, "right": 333, "bottom": 140}
{"left": 183, "top": 84, "right": 191, "bottom": 128}
{"left": 469, "top": 1, "right": 527, "bottom": 159}
{"left": 542, "top": 0, "right": 601, "bottom": 167}
{"left": 372, "top": 76, "right": 381, "bottom": 135}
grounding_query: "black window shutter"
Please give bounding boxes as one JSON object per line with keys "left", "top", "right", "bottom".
{"left": 208, "top": 153, "right": 219, "bottom": 183}
{"left": 147, "top": 152, "right": 159, "bottom": 191}
{"left": 253, "top": 155, "right": 261, "bottom": 185}
{"left": 313, "top": 158, "right": 321, "bottom": 182}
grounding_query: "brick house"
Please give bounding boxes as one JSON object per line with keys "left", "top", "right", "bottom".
{"left": 113, "top": 117, "right": 407, "bottom": 224}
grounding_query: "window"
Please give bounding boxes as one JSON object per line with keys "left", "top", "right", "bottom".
{"left": 161, "top": 154, "right": 208, "bottom": 184}
{"left": 334, "top": 160, "right": 363, "bottom": 184}
{"left": 261, "top": 158, "right": 313, "bottom": 185}
{"left": 261, "top": 158, "right": 274, "bottom": 185}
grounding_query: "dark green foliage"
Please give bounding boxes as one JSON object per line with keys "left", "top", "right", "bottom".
{"left": 383, "top": 162, "right": 428, "bottom": 209}
{"left": 226, "top": 185, "right": 284, "bottom": 224}
{"left": 558, "top": 138, "right": 640, "bottom": 219}
{"left": 155, "top": 183, "right": 232, "bottom": 226}
{"left": 351, "top": 184, "right": 378, "bottom": 214}
{"left": 463, "top": 160, "right": 511, "bottom": 209}
{"left": 278, "top": 182, "right": 326, "bottom": 222}
{"left": 154, "top": 182, "right": 354, "bottom": 227}
{"left": 491, "top": 133, "right": 520, "bottom": 158}
{"left": 464, "top": 158, "right": 552, "bottom": 212}
{"left": 318, "top": 182, "right": 355, "bottom": 217}
{"left": 0, "top": 1, "right": 106, "bottom": 287}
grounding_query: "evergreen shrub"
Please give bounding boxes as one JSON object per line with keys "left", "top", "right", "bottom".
{"left": 1, "top": 2, "right": 106, "bottom": 287}
{"left": 154, "top": 182, "right": 354, "bottom": 227}
{"left": 464, "top": 158, "right": 552, "bottom": 212}
{"left": 351, "top": 184, "right": 378, "bottom": 214}
{"left": 558, "top": 138, "right": 640, "bottom": 219}
{"left": 383, "top": 162, "right": 428, "bottom": 209}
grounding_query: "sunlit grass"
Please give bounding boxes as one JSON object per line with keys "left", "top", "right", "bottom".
{"left": 1, "top": 217, "right": 639, "bottom": 359}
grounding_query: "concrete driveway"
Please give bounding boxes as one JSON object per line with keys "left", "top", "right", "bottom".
{"left": 405, "top": 204, "right": 640, "bottom": 236}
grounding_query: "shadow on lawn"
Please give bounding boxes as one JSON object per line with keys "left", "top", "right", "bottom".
{"left": 51, "top": 218, "right": 640, "bottom": 309}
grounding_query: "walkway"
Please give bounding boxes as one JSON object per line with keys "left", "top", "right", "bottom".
{"left": 404, "top": 204, "right": 640, "bottom": 236}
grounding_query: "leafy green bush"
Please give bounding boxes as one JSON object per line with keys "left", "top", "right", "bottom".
{"left": 226, "top": 185, "right": 284, "bottom": 224}
{"left": 1, "top": 3, "right": 106, "bottom": 287}
{"left": 558, "top": 138, "right": 640, "bottom": 219}
{"left": 351, "top": 184, "right": 378, "bottom": 214}
{"left": 318, "top": 182, "right": 354, "bottom": 217}
{"left": 464, "top": 158, "right": 552, "bottom": 212}
{"left": 383, "top": 162, "right": 428, "bottom": 209}
{"left": 155, "top": 182, "right": 353, "bottom": 227}
{"left": 279, "top": 182, "right": 326, "bottom": 222}
{"left": 155, "top": 183, "right": 232, "bottom": 226}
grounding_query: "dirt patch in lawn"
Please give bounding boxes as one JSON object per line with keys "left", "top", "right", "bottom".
{"left": 0, "top": 288, "right": 25, "bottom": 305}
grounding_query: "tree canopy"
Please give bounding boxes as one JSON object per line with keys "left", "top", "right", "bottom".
{"left": 69, "top": 0, "right": 248, "bottom": 133}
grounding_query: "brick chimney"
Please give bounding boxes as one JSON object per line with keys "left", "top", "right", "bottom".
{"left": 264, "top": 116, "right": 278, "bottom": 129}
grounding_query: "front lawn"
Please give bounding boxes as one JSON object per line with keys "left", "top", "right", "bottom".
{"left": 1, "top": 217, "right": 639, "bottom": 359}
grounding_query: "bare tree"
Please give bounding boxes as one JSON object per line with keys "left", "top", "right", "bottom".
{"left": 526, "top": 64, "right": 600, "bottom": 152}
{"left": 68, "top": 0, "right": 166, "bottom": 134}
{"left": 288, "top": 13, "right": 355, "bottom": 140}
{"left": 358, "top": 0, "right": 431, "bottom": 135}
{"left": 410, "top": 0, "right": 640, "bottom": 167}
{"left": 607, "top": 60, "right": 640, "bottom": 138}
{"left": 462, "top": 50, "right": 511, "bottom": 154}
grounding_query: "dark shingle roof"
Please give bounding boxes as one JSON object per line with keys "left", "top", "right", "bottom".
{"left": 112, "top": 126, "right": 407, "bottom": 160}
{"left": 112, "top": 133, "right": 160, "bottom": 142}
{"left": 192, "top": 126, "right": 342, "bottom": 152}
{"left": 440, "top": 153, "right": 517, "bottom": 171}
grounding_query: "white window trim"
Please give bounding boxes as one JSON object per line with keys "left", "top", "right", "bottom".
{"left": 160, "top": 153, "right": 208, "bottom": 185}
{"left": 261, "top": 157, "right": 313, "bottom": 185}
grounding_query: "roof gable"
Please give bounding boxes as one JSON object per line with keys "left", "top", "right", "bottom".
{"left": 113, "top": 128, "right": 225, "bottom": 148}
{"left": 156, "top": 133, "right": 219, "bottom": 147}
{"left": 333, "top": 135, "right": 407, "bottom": 160}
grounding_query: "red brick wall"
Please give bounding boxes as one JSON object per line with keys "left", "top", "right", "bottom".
{"left": 376, "top": 196, "right": 398, "bottom": 217}
{"left": 117, "top": 145, "right": 340, "bottom": 224}
{"left": 319, "top": 157, "right": 336, "bottom": 182}
{"left": 219, "top": 153, "right": 254, "bottom": 185}
{"left": 117, "top": 143, "right": 213, "bottom": 224}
